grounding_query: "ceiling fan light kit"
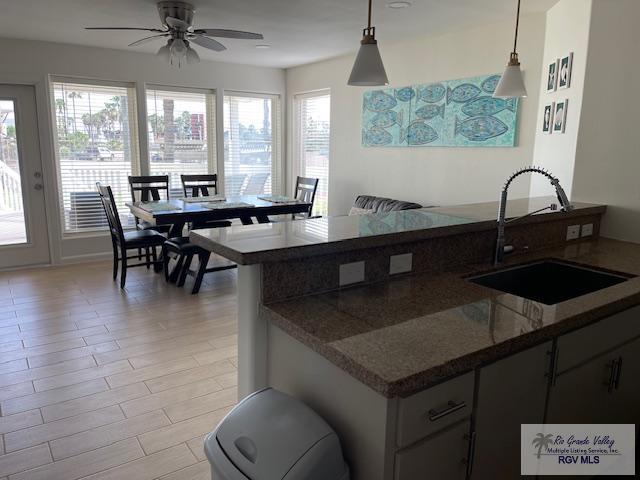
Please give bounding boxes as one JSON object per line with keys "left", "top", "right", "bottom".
{"left": 85, "top": 1, "right": 264, "bottom": 68}
{"left": 349, "top": 0, "right": 389, "bottom": 86}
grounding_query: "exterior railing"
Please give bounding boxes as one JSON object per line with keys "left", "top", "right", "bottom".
{"left": 0, "top": 160, "right": 23, "bottom": 212}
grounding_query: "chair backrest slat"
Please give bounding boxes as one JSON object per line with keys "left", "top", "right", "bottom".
{"left": 294, "top": 176, "right": 319, "bottom": 218}
{"left": 96, "top": 183, "right": 125, "bottom": 245}
{"left": 181, "top": 174, "right": 219, "bottom": 198}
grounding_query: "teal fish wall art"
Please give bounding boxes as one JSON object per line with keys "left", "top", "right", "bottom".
{"left": 362, "top": 73, "right": 519, "bottom": 148}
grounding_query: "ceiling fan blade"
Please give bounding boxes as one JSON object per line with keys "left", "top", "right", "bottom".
{"left": 165, "top": 16, "right": 190, "bottom": 30}
{"left": 85, "top": 27, "right": 166, "bottom": 32}
{"left": 128, "top": 34, "right": 168, "bottom": 47}
{"left": 193, "top": 29, "right": 263, "bottom": 40}
{"left": 190, "top": 35, "right": 226, "bottom": 52}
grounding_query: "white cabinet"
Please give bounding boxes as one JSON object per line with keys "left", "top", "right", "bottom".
{"left": 472, "top": 342, "right": 551, "bottom": 479}
{"left": 395, "top": 420, "right": 471, "bottom": 480}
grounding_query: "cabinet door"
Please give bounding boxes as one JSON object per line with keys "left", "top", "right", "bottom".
{"left": 546, "top": 352, "right": 615, "bottom": 424}
{"left": 472, "top": 342, "right": 551, "bottom": 479}
{"left": 395, "top": 420, "right": 470, "bottom": 480}
{"left": 609, "top": 338, "right": 640, "bottom": 425}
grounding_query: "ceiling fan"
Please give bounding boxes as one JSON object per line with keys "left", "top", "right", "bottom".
{"left": 85, "top": 1, "right": 264, "bottom": 67}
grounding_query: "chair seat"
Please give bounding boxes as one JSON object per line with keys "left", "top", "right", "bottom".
{"left": 138, "top": 221, "right": 172, "bottom": 233}
{"left": 164, "top": 236, "right": 205, "bottom": 254}
{"left": 124, "top": 229, "right": 167, "bottom": 247}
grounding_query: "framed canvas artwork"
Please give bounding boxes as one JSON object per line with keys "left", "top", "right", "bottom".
{"left": 547, "top": 59, "right": 559, "bottom": 93}
{"left": 553, "top": 99, "right": 568, "bottom": 133}
{"left": 558, "top": 52, "right": 573, "bottom": 89}
{"left": 543, "top": 103, "right": 555, "bottom": 134}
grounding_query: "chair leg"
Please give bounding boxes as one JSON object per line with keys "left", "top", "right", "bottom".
{"left": 169, "top": 253, "right": 185, "bottom": 283}
{"left": 145, "top": 247, "right": 151, "bottom": 269}
{"left": 177, "top": 253, "right": 194, "bottom": 287}
{"left": 137, "top": 247, "right": 142, "bottom": 261}
{"left": 162, "top": 245, "right": 170, "bottom": 282}
{"left": 120, "top": 253, "right": 127, "bottom": 289}
{"left": 151, "top": 246, "right": 158, "bottom": 270}
{"left": 192, "top": 251, "right": 211, "bottom": 294}
{"left": 112, "top": 243, "right": 119, "bottom": 281}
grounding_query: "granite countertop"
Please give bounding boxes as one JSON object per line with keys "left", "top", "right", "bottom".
{"left": 261, "top": 237, "right": 640, "bottom": 398}
{"left": 190, "top": 197, "right": 605, "bottom": 265}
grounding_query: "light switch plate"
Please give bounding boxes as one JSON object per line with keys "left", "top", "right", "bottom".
{"left": 390, "top": 253, "right": 413, "bottom": 275}
{"left": 581, "top": 223, "right": 594, "bottom": 237}
{"left": 339, "top": 261, "right": 365, "bottom": 286}
{"left": 566, "top": 225, "right": 581, "bottom": 241}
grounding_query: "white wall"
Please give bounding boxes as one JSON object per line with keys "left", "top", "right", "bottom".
{"left": 571, "top": 0, "right": 640, "bottom": 242}
{"left": 286, "top": 13, "right": 547, "bottom": 216}
{"left": 530, "top": 0, "right": 592, "bottom": 198}
{"left": 0, "top": 38, "right": 285, "bottom": 263}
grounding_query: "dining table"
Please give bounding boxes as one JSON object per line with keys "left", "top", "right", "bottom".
{"left": 126, "top": 194, "right": 313, "bottom": 238}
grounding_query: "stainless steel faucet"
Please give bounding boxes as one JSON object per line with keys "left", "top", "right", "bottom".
{"left": 495, "top": 166, "right": 573, "bottom": 265}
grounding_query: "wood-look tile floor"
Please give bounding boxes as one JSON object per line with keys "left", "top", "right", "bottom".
{"left": 0, "top": 261, "right": 239, "bottom": 479}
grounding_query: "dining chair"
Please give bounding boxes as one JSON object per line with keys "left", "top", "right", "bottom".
{"left": 128, "top": 175, "right": 172, "bottom": 234}
{"left": 293, "top": 176, "right": 320, "bottom": 219}
{"left": 96, "top": 183, "right": 166, "bottom": 289}
{"left": 180, "top": 174, "right": 232, "bottom": 230}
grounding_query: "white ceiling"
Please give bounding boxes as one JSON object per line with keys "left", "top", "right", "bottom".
{"left": 0, "top": 0, "right": 559, "bottom": 68}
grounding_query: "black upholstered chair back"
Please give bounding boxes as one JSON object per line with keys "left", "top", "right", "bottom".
{"left": 294, "top": 176, "right": 319, "bottom": 218}
{"left": 128, "top": 175, "right": 170, "bottom": 202}
{"left": 181, "top": 174, "right": 220, "bottom": 198}
{"left": 96, "top": 183, "right": 125, "bottom": 245}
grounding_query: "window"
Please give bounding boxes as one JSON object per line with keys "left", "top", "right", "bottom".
{"left": 147, "top": 88, "right": 215, "bottom": 196}
{"left": 51, "top": 80, "right": 139, "bottom": 233}
{"left": 223, "top": 93, "right": 281, "bottom": 196}
{"left": 295, "top": 91, "right": 330, "bottom": 216}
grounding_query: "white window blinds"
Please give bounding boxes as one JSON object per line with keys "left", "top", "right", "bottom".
{"left": 51, "top": 81, "right": 139, "bottom": 233}
{"left": 295, "top": 91, "right": 330, "bottom": 216}
{"left": 223, "top": 93, "right": 281, "bottom": 197}
{"left": 147, "top": 88, "right": 216, "bottom": 196}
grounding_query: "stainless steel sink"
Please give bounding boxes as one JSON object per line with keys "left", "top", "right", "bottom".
{"left": 468, "top": 260, "right": 632, "bottom": 305}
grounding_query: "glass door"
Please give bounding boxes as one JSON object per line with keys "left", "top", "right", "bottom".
{"left": 0, "top": 85, "right": 50, "bottom": 268}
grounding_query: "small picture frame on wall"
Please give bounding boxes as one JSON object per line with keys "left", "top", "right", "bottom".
{"left": 543, "top": 102, "right": 555, "bottom": 134}
{"left": 553, "top": 99, "right": 568, "bottom": 133}
{"left": 546, "top": 59, "right": 559, "bottom": 92}
{"left": 558, "top": 52, "right": 573, "bottom": 89}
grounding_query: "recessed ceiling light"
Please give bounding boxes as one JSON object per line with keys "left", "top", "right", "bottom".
{"left": 255, "top": 44, "right": 271, "bottom": 49}
{"left": 387, "top": 1, "right": 412, "bottom": 8}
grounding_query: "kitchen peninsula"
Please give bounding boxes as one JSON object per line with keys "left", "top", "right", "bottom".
{"left": 191, "top": 197, "right": 640, "bottom": 479}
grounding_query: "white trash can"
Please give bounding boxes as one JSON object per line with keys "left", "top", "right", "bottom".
{"left": 204, "top": 388, "right": 350, "bottom": 480}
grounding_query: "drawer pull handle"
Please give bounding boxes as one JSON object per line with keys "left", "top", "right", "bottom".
{"left": 428, "top": 400, "right": 466, "bottom": 421}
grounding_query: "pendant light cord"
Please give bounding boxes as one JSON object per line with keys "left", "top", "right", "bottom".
{"left": 513, "top": 0, "right": 521, "bottom": 54}
{"left": 368, "top": 0, "right": 373, "bottom": 29}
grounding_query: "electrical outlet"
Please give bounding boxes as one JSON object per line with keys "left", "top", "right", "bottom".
{"left": 339, "top": 261, "right": 365, "bottom": 286}
{"left": 581, "top": 223, "right": 594, "bottom": 237}
{"left": 566, "top": 225, "right": 581, "bottom": 241}
{"left": 390, "top": 253, "right": 413, "bottom": 275}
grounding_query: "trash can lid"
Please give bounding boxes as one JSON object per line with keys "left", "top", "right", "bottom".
{"left": 215, "top": 388, "right": 333, "bottom": 480}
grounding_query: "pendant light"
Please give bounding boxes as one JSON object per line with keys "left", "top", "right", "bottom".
{"left": 348, "top": 0, "right": 389, "bottom": 86}
{"left": 494, "top": 0, "right": 527, "bottom": 98}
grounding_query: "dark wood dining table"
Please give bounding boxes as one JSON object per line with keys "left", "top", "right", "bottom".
{"left": 126, "top": 195, "right": 312, "bottom": 238}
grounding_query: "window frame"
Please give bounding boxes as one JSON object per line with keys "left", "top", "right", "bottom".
{"left": 145, "top": 84, "right": 217, "bottom": 195}
{"left": 293, "top": 89, "right": 331, "bottom": 217}
{"left": 222, "top": 90, "right": 283, "bottom": 196}
{"left": 49, "top": 76, "right": 141, "bottom": 237}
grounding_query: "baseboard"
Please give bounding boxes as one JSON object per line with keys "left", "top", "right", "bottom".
{"left": 58, "top": 251, "right": 112, "bottom": 265}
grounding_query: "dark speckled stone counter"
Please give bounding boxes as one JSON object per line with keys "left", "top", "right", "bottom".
{"left": 261, "top": 238, "right": 640, "bottom": 398}
{"left": 190, "top": 197, "right": 605, "bottom": 265}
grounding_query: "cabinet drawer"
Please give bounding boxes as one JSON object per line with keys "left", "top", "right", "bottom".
{"left": 395, "top": 420, "right": 470, "bottom": 480}
{"left": 557, "top": 305, "right": 640, "bottom": 373}
{"left": 397, "top": 372, "right": 474, "bottom": 448}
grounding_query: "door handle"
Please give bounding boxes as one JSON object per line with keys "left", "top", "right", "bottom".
{"left": 605, "top": 358, "right": 619, "bottom": 393}
{"left": 428, "top": 400, "right": 467, "bottom": 421}
{"left": 614, "top": 356, "right": 623, "bottom": 390}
